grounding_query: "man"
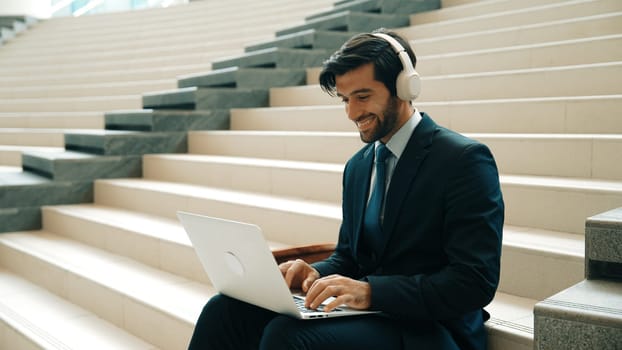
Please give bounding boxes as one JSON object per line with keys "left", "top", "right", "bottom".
{"left": 188, "top": 29, "right": 504, "bottom": 350}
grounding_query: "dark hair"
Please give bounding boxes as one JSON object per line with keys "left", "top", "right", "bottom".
{"left": 318, "top": 28, "right": 416, "bottom": 98}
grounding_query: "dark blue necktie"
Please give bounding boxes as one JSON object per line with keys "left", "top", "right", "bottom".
{"left": 363, "top": 143, "right": 392, "bottom": 253}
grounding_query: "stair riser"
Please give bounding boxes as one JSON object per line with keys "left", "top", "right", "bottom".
{"left": 22, "top": 154, "right": 143, "bottom": 181}
{"left": 0, "top": 322, "right": 40, "bottom": 350}
{"left": 0, "top": 115, "right": 103, "bottom": 129}
{"left": 178, "top": 69, "right": 306, "bottom": 90}
{"left": 403, "top": 36, "right": 622, "bottom": 77}
{"left": 270, "top": 64, "right": 622, "bottom": 106}
{"left": 499, "top": 246, "right": 583, "bottom": 300}
{"left": 41, "top": 208, "right": 209, "bottom": 285}
{"left": 276, "top": 12, "right": 410, "bottom": 37}
{"left": 405, "top": 14, "right": 622, "bottom": 56}
{"left": 0, "top": 97, "right": 141, "bottom": 113}
{"left": 244, "top": 30, "right": 353, "bottom": 53}
{"left": 105, "top": 110, "right": 229, "bottom": 132}
{"left": 93, "top": 181, "right": 341, "bottom": 246}
{"left": 413, "top": 0, "right": 573, "bottom": 24}
{"left": 142, "top": 156, "right": 343, "bottom": 203}
{"left": 502, "top": 183, "right": 622, "bottom": 235}
{"left": 0, "top": 132, "right": 64, "bottom": 147}
{"left": 0, "top": 81, "right": 175, "bottom": 99}
{"left": 188, "top": 132, "right": 622, "bottom": 180}
{"left": 233, "top": 96, "right": 622, "bottom": 134}
{"left": 64, "top": 132, "right": 187, "bottom": 156}
{"left": 143, "top": 88, "right": 268, "bottom": 110}
{"left": 408, "top": 0, "right": 622, "bottom": 40}
{"left": 0, "top": 150, "right": 22, "bottom": 166}
{"left": 0, "top": 242, "right": 194, "bottom": 350}
{"left": 0, "top": 64, "right": 213, "bottom": 87}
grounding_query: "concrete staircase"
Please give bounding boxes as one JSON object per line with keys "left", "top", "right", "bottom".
{"left": 1, "top": 0, "right": 621, "bottom": 349}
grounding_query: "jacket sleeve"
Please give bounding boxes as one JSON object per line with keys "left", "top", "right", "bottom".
{"left": 367, "top": 143, "right": 504, "bottom": 320}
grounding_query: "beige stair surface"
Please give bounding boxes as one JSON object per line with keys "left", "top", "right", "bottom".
{"left": 0, "top": 268, "right": 158, "bottom": 350}
{"left": 2, "top": 0, "right": 621, "bottom": 349}
{"left": 0, "top": 0, "right": 336, "bottom": 160}
{"left": 0, "top": 231, "right": 215, "bottom": 350}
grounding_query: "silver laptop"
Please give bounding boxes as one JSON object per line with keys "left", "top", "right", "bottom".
{"left": 177, "top": 211, "right": 379, "bottom": 319}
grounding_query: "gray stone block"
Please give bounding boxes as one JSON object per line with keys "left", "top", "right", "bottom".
{"left": 142, "top": 87, "right": 269, "bottom": 110}
{"left": 211, "top": 48, "right": 329, "bottom": 70}
{"left": 534, "top": 280, "right": 622, "bottom": 350}
{"left": 275, "top": 11, "right": 409, "bottom": 37}
{"left": 178, "top": 67, "right": 306, "bottom": 89}
{"left": 244, "top": 30, "right": 353, "bottom": 53}
{"left": 585, "top": 207, "right": 622, "bottom": 280}
{"left": 0, "top": 207, "right": 41, "bottom": 233}
{"left": 307, "top": 0, "right": 440, "bottom": 20}
{"left": 105, "top": 109, "right": 230, "bottom": 132}
{"left": 306, "top": 0, "right": 380, "bottom": 21}
{"left": 22, "top": 150, "right": 143, "bottom": 181}
{"left": 0, "top": 177, "right": 92, "bottom": 209}
{"left": 63, "top": 130, "right": 187, "bottom": 156}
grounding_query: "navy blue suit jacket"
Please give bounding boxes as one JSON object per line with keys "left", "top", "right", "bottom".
{"left": 313, "top": 113, "right": 504, "bottom": 350}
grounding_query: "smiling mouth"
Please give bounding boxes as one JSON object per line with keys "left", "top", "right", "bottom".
{"left": 356, "top": 115, "right": 376, "bottom": 129}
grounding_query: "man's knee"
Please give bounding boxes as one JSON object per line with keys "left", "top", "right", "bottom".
{"left": 260, "top": 316, "right": 309, "bottom": 350}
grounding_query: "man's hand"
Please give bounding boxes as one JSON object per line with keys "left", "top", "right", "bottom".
{"left": 279, "top": 259, "right": 320, "bottom": 292}
{"left": 305, "top": 275, "right": 372, "bottom": 312}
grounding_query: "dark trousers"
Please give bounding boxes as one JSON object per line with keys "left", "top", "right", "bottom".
{"left": 187, "top": 294, "right": 460, "bottom": 350}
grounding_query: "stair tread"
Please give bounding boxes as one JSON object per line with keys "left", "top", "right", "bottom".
{"left": 97, "top": 178, "right": 342, "bottom": 220}
{"left": 0, "top": 231, "right": 215, "bottom": 324}
{"left": 0, "top": 268, "right": 158, "bottom": 350}
{"left": 44, "top": 203, "right": 292, "bottom": 251}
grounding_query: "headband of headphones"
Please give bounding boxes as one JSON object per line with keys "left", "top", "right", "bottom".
{"left": 372, "top": 32, "right": 421, "bottom": 101}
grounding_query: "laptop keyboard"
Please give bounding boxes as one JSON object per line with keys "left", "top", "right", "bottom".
{"left": 293, "top": 296, "right": 342, "bottom": 313}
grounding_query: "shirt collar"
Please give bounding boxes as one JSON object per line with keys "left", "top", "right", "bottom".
{"left": 375, "top": 108, "right": 422, "bottom": 160}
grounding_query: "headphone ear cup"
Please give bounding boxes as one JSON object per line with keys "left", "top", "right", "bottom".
{"left": 396, "top": 70, "right": 421, "bottom": 101}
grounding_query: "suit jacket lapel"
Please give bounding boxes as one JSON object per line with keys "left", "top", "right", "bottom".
{"left": 378, "top": 114, "right": 437, "bottom": 258}
{"left": 350, "top": 144, "right": 375, "bottom": 255}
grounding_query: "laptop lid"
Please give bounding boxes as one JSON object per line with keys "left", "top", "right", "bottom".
{"left": 177, "top": 211, "right": 378, "bottom": 319}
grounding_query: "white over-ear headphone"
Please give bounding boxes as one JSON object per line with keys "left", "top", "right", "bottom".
{"left": 372, "top": 32, "right": 421, "bottom": 101}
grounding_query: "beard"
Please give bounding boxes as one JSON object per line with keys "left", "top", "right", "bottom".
{"left": 358, "top": 96, "right": 400, "bottom": 143}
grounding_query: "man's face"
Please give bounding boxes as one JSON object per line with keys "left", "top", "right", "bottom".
{"left": 335, "top": 63, "right": 401, "bottom": 144}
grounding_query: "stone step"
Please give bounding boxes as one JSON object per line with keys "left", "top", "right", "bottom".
{"left": 105, "top": 109, "right": 229, "bottom": 132}
{"left": 211, "top": 47, "right": 329, "bottom": 70}
{"left": 0, "top": 268, "right": 157, "bottom": 350}
{"left": 403, "top": 11, "right": 622, "bottom": 56}
{"left": 500, "top": 225, "right": 583, "bottom": 300}
{"left": 0, "top": 95, "right": 141, "bottom": 113}
{"left": 40, "top": 204, "right": 291, "bottom": 285}
{"left": 304, "top": 34, "right": 622, "bottom": 81}
{"left": 178, "top": 67, "right": 306, "bottom": 89}
{"left": 63, "top": 130, "right": 187, "bottom": 156}
{"left": 275, "top": 10, "right": 410, "bottom": 37}
{"left": 0, "top": 51, "right": 212, "bottom": 75}
{"left": 92, "top": 172, "right": 583, "bottom": 300}
{"left": 486, "top": 292, "right": 536, "bottom": 350}
{"left": 306, "top": 0, "right": 441, "bottom": 20}
{"left": 270, "top": 62, "right": 622, "bottom": 106}
{"left": 14, "top": 11, "right": 321, "bottom": 51}
{"left": 406, "top": 0, "right": 622, "bottom": 40}
{"left": 0, "top": 63, "right": 212, "bottom": 87}
{"left": 411, "top": 0, "right": 569, "bottom": 24}
{"left": 0, "top": 129, "right": 66, "bottom": 147}
{"left": 534, "top": 279, "right": 622, "bottom": 349}
{"left": 309, "top": 34, "right": 622, "bottom": 79}
{"left": 0, "top": 112, "right": 103, "bottom": 129}
{"left": 142, "top": 87, "right": 269, "bottom": 111}
{"left": 502, "top": 175, "right": 622, "bottom": 235}
{"left": 244, "top": 29, "right": 353, "bottom": 52}
{"left": 6, "top": 1, "right": 333, "bottom": 53}
{"left": 94, "top": 178, "right": 341, "bottom": 246}
{"left": 231, "top": 95, "right": 622, "bottom": 134}
{"left": 0, "top": 230, "right": 214, "bottom": 349}
{"left": 0, "top": 170, "right": 93, "bottom": 232}
{"left": 143, "top": 154, "right": 344, "bottom": 203}
{"left": 186, "top": 130, "right": 622, "bottom": 180}
{"left": 21, "top": 150, "right": 142, "bottom": 182}
{"left": 0, "top": 146, "right": 63, "bottom": 167}
{"left": 0, "top": 79, "right": 175, "bottom": 99}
